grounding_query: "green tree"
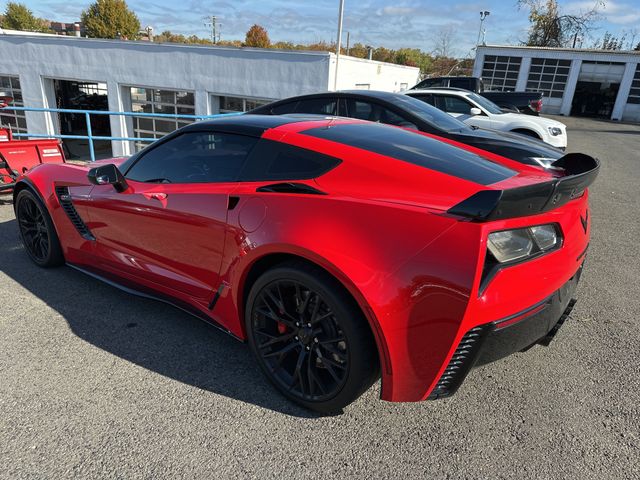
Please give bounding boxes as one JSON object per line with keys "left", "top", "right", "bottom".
{"left": 1, "top": 2, "right": 49, "bottom": 32}
{"left": 519, "top": 0, "right": 603, "bottom": 47}
{"left": 81, "top": 0, "right": 140, "bottom": 39}
{"left": 244, "top": 24, "right": 270, "bottom": 48}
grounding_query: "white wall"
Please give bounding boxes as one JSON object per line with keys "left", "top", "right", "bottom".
{"left": 329, "top": 54, "right": 420, "bottom": 92}
{"left": 622, "top": 104, "right": 640, "bottom": 122}
{"left": 0, "top": 34, "right": 332, "bottom": 155}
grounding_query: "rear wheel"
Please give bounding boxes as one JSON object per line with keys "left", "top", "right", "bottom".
{"left": 245, "top": 262, "right": 378, "bottom": 414}
{"left": 15, "top": 189, "right": 64, "bottom": 267}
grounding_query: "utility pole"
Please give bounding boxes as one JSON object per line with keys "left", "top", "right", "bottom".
{"left": 476, "top": 11, "right": 490, "bottom": 46}
{"left": 203, "top": 16, "right": 221, "bottom": 44}
{"left": 346, "top": 31, "right": 350, "bottom": 56}
{"left": 334, "top": 0, "right": 345, "bottom": 91}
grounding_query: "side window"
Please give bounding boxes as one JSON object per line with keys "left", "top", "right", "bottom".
{"left": 293, "top": 98, "right": 338, "bottom": 115}
{"left": 126, "top": 131, "right": 257, "bottom": 183}
{"left": 344, "top": 100, "right": 376, "bottom": 121}
{"left": 271, "top": 102, "right": 298, "bottom": 114}
{"left": 412, "top": 94, "right": 435, "bottom": 106}
{"left": 241, "top": 139, "right": 341, "bottom": 182}
{"left": 379, "top": 107, "right": 412, "bottom": 126}
{"left": 416, "top": 78, "right": 445, "bottom": 88}
{"left": 435, "top": 95, "right": 473, "bottom": 114}
{"left": 449, "top": 78, "right": 474, "bottom": 90}
{"left": 344, "top": 100, "right": 415, "bottom": 127}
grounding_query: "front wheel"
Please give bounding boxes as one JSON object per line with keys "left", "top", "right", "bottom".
{"left": 245, "top": 262, "right": 379, "bottom": 414}
{"left": 15, "top": 189, "right": 64, "bottom": 267}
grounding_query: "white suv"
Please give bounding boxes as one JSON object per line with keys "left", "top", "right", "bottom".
{"left": 405, "top": 88, "right": 567, "bottom": 149}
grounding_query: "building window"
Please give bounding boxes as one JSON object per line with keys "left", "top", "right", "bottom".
{"left": 526, "top": 58, "right": 571, "bottom": 99}
{"left": 219, "top": 96, "right": 271, "bottom": 113}
{"left": 628, "top": 64, "right": 640, "bottom": 105}
{"left": 129, "top": 87, "right": 195, "bottom": 151}
{"left": 481, "top": 55, "right": 522, "bottom": 91}
{"left": 0, "top": 75, "right": 27, "bottom": 135}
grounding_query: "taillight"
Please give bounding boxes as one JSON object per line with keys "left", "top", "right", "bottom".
{"left": 529, "top": 99, "right": 543, "bottom": 112}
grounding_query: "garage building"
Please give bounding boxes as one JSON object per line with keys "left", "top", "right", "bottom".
{"left": 474, "top": 45, "right": 640, "bottom": 122}
{"left": 0, "top": 30, "right": 419, "bottom": 158}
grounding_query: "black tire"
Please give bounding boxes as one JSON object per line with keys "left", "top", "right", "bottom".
{"left": 245, "top": 261, "right": 379, "bottom": 414}
{"left": 15, "top": 188, "right": 64, "bottom": 267}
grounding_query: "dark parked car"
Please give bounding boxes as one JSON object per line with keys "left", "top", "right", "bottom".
{"left": 410, "top": 76, "right": 543, "bottom": 116}
{"left": 250, "top": 90, "right": 563, "bottom": 167}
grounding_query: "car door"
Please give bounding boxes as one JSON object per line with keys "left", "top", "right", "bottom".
{"left": 85, "top": 130, "right": 258, "bottom": 303}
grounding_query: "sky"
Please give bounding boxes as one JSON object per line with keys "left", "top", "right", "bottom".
{"left": 23, "top": 0, "right": 640, "bottom": 55}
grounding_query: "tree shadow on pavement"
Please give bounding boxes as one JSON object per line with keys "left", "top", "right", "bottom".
{"left": 0, "top": 216, "right": 319, "bottom": 418}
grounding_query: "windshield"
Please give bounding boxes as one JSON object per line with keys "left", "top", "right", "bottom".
{"left": 467, "top": 92, "right": 504, "bottom": 114}
{"left": 394, "top": 94, "right": 472, "bottom": 133}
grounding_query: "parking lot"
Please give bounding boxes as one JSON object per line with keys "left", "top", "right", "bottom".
{"left": 0, "top": 116, "right": 638, "bottom": 479}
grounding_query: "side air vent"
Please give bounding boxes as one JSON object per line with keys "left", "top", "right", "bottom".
{"left": 256, "top": 182, "right": 326, "bottom": 195}
{"left": 428, "top": 325, "right": 492, "bottom": 400}
{"left": 55, "top": 186, "right": 95, "bottom": 241}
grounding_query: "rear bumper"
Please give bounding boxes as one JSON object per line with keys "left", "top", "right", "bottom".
{"left": 428, "top": 265, "right": 581, "bottom": 400}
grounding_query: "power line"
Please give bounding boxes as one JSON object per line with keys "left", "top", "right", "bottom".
{"left": 203, "top": 16, "right": 221, "bottom": 44}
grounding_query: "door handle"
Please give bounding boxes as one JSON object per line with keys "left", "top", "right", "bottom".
{"left": 149, "top": 192, "right": 167, "bottom": 200}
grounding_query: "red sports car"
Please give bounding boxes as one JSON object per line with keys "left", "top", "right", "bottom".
{"left": 13, "top": 115, "right": 598, "bottom": 413}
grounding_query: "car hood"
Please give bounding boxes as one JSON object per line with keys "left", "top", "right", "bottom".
{"left": 499, "top": 112, "right": 566, "bottom": 129}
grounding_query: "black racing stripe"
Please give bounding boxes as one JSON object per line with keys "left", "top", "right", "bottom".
{"left": 301, "top": 123, "right": 516, "bottom": 185}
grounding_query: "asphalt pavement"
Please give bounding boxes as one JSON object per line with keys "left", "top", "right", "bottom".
{"left": 1, "top": 116, "right": 638, "bottom": 479}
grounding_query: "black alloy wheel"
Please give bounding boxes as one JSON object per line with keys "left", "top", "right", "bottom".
{"left": 15, "top": 189, "right": 64, "bottom": 267}
{"left": 246, "top": 262, "right": 378, "bottom": 413}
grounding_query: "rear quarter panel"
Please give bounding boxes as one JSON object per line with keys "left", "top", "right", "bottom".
{"left": 211, "top": 189, "right": 477, "bottom": 401}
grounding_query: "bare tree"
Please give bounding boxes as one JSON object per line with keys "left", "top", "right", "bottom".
{"left": 518, "top": 0, "right": 604, "bottom": 47}
{"left": 431, "top": 25, "right": 457, "bottom": 58}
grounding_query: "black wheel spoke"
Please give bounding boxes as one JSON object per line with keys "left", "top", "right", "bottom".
{"left": 318, "top": 336, "right": 346, "bottom": 345}
{"left": 257, "top": 331, "right": 296, "bottom": 349}
{"left": 262, "top": 341, "right": 299, "bottom": 359}
{"left": 315, "top": 349, "right": 342, "bottom": 382}
{"left": 295, "top": 284, "right": 311, "bottom": 315}
{"left": 290, "top": 349, "right": 307, "bottom": 394}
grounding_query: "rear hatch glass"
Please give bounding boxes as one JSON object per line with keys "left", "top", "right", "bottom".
{"left": 301, "top": 122, "right": 516, "bottom": 185}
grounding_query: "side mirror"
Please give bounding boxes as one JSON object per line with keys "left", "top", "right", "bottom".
{"left": 88, "top": 163, "right": 128, "bottom": 193}
{"left": 469, "top": 107, "right": 482, "bottom": 116}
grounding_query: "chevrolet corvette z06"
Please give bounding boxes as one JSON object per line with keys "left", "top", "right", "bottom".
{"left": 13, "top": 115, "right": 598, "bottom": 413}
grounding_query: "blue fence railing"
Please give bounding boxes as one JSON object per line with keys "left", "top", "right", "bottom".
{"left": 0, "top": 106, "right": 241, "bottom": 161}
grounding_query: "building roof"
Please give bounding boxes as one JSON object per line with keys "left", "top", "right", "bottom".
{"left": 479, "top": 44, "right": 640, "bottom": 58}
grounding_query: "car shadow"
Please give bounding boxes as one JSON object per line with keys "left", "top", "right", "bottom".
{"left": 569, "top": 128, "right": 640, "bottom": 135}
{"left": 0, "top": 216, "right": 319, "bottom": 418}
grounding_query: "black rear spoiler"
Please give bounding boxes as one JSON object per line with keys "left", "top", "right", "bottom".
{"left": 448, "top": 153, "right": 599, "bottom": 221}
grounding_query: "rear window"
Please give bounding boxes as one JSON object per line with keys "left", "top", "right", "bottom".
{"left": 301, "top": 123, "right": 516, "bottom": 185}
